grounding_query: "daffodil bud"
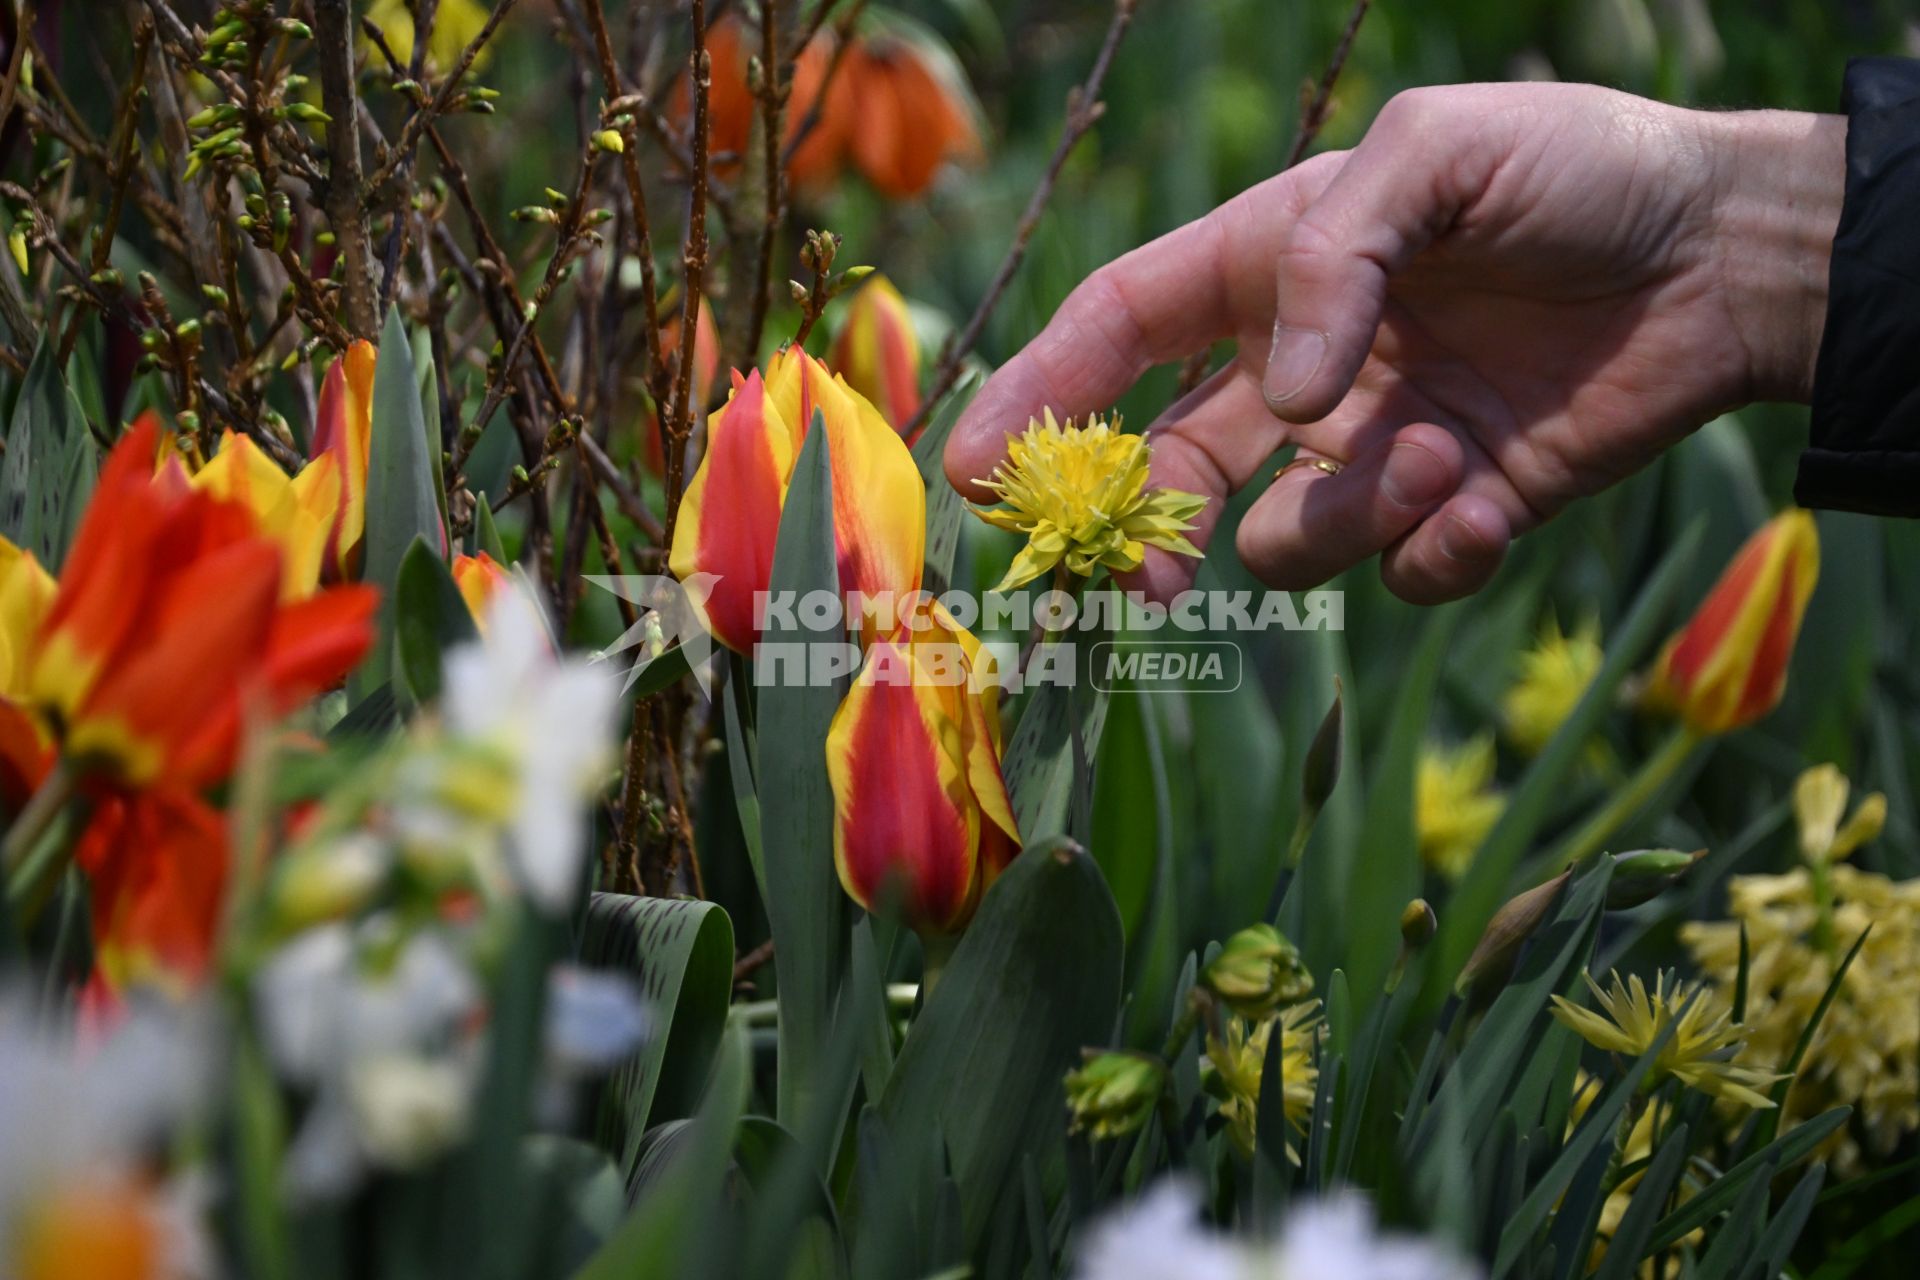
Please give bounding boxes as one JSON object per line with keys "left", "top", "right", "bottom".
{"left": 1604, "top": 848, "right": 1703, "bottom": 910}
{"left": 1386, "top": 898, "right": 1438, "bottom": 994}
{"left": 1202, "top": 923, "right": 1312, "bottom": 1019}
{"left": 1064, "top": 1050, "right": 1166, "bottom": 1140}
{"left": 1455, "top": 869, "right": 1571, "bottom": 997}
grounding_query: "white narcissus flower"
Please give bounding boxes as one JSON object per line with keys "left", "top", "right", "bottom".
{"left": 0, "top": 997, "right": 212, "bottom": 1277}
{"left": 254, "top": 925, "right": 483, "bottom": 1199}
{"left": 1073, "top": 1183, "right": 1479, "bottom": 1280}
{"left": 441, "top": 579, "right": 621, "bottom": 914}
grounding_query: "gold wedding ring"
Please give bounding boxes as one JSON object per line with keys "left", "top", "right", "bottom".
{"left": 1275, "top": 456, "right": 1343, "bottom": 482}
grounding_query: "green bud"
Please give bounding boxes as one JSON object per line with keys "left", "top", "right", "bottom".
{"left": 176, "top": 410, "right": 201, "bottom": 434}
{"left": 187, "top": 102, "right": 242, "bottom": 130}
{"left": 1604, "top": 848, "right": 1703, "bottom": 910}
{"left": 1455, "top": 870, "right": 1571, "bottom": 997}
{"left": 282, "top": 102, "right": 331, "bottom": 124}
{"left": 592, "top": 128, "right": 625, "bottom": 155}
{"left": 275, "top": 18, "right": 314, "bottom": 40}
{"left": 1202, "top": 923, "right": 1312, "bottom": 1019}
{"left": 314, "top": 231, "right": 336, "bottom": 247}
{"left": 1064, "top": 1050, "right": 1167, "bottom": 1140}
{"left": 511, "top": 464, "right": 531, "bottom": 486}
{"left": 175, "top": 318, "right": 201, "bottom": 341}
{"left": 1386, "top": 899, "right": 1437, "bottom": 994}
{"left": 466, "top": 99, "right": 496, "bottom": 115}
{"left": 194, "top": 126, "right": 244, "bottom": 154}
{"left": 89, "top": 268, "right": 124, "bottom": 289}
{"left": 469, "top": 86, "right": 502, "bottom": 102}
{"left": 282, "top": 74, "right": 309, "bottom": 93}
{"left": 544, "top": 187, "right": 570, "bottom": 208}
{"left": 510, "top": 206, "right": 559, "bottom": 225}
{"left": 201, "top": 284, "right": 230, "bottom": 307}
{"left": 1400, "top": 898, "right": 1437, "bottom": 948}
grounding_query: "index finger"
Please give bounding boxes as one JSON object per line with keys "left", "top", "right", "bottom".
{"left": 942, "top": 203, "right": 1240, "bottom": 500}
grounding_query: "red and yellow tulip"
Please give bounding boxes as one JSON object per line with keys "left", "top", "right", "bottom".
{"left": 830, "top": 275, "right": 922, "bottom": 438}
{"left": 26, "top": 414, "right": 378, "bottom": 789}
{"left": 310, "top": 339, "right": 377, "bottom": 579}
{"left": 452, "top": 551, "right": 510, "bottom": 628}
{"left": 668, "top": 347, "right": 924, "bottom": 653}
{"left": 187, "top": 431, "right": 341, "bottom": 600}
{"left": 825, "top": 603, "right": 1017, "bottom": 935}
{"left": 1647, "top": 509, "right": 1819, "bottom": 735}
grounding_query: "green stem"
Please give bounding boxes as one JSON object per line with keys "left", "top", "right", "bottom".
{"left": 921, "top": 932, "right": 957, "bottom": 1002}
{"left": 4, "top": 758, "right": 77, "bottom": 924}
{"left": 1809, "top": 856, "right": 1837, "bottom": 955}
{"left": 1550, "top": 726, "right": 1704, "bottom": 872}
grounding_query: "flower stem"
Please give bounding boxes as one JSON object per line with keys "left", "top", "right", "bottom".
{"left": 1549, "top": 726, "right": 1705, "bottom": 872}
{"left": 4, "top": 758, "right": 76, "bottom": 922}
{"left": 921, "top": 932, "right": 957, "bottom": 1002}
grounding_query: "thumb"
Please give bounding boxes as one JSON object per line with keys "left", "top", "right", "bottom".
{"left": 1262, "top": 95, "right": 1477, "bottom": 423}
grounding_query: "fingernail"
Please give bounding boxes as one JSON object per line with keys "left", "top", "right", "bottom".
{"left": 1439, "top": 514, "right": 1481, "bottom": 563}
{"left": 1381, "top": 443, "right": 1451, "bottom": 510}
{"left": 1264, "top": 326, "right": 1328, "bottom": 405}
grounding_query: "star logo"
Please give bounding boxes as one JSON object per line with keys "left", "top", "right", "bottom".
{"left": 583, "top": 572, "right": 722, "bottom": 699}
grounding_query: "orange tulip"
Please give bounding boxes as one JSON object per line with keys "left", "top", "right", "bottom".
{"left": 26, "top": 414, "right": 378, "bottom": 788}
{"left": 1647, "top": 510, "right": 1820, "bottom": 735}
{"left": 829, "top": 275, "right": 922, "bottom": 438}
{"left": 669, "top": 347, "right": 924, "bottom": 653}
{"left": 826, "top": 603, "right": 1017, "bottom": 935}
{"left": 689, "top": 17, "right": 980, "bottom": 199}
{"left": 310, "top": 339, "right": 377, "bottom": 579}
{"left": 693, "top": 17, "right": 839, "bottom": 182}
{"left": 452, "top": 551, "right": 510, "bottom": 626}
{"left": 75, "top": 787, "right": 230, "bottom": 998}
{"left": 831, "top": 32, "right": 982, "bottom": 199}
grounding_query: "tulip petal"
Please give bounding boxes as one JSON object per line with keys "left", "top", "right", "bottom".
{"left": 669, "top": 369, "right": 799, "bottom": 653}
{"left": 77, "top": 788, "right": 230, "bottom": 996}
{"left": 827, "top": 639, "right": 979, "bottom": 933}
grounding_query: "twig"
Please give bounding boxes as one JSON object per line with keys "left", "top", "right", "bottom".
{"left": 364, "top": 0, "right": 525, "bottom": 197}
{"left": 58, "top": 20, "right": 152, "bottom": 366}
{"left": 742, "top": 0, "right": 788, "bottom": 363}
{"left": 313, "top": 0, "right": 380, "bottom": 337}
{"left": 732, "top": 938, "right": 775, "bottom": 985}
{"left": 1285, "top": 0, "right": 1371, "bottom": 169}
{"left": 659, "top": 0, "right": 713, "bottom": 554}
{"left": 0, "top": 3, "right": 33, "bottom": 145}
{"left": 582, "top": 0, "right": 668, "bottom": 408}
{"left": 904, "top": 0, "right": 1136, "bottom": 440}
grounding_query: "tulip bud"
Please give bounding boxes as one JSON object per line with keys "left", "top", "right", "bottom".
{"left": 1643, "top": 510, "right": 1819, "bottom": 736}
{"left": 1455, "top": 869, "right": 1571, "bottom": 997}
{"left": 1202, "top": 923, "right": 1312, "bottom": 1019}
{"left": 1064, "top": 1050, "right": 1167, "bottom": 1140}
{"left": 1603, "top": 848, "right": 1703, "bottom": 910}
{"left": 829, "top": 274, "right": 922, "bottom": 436}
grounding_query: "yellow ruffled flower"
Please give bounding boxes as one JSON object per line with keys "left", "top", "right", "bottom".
{"left": 970, "top": 410, "right": 1206, "bottom": 592}
{"left": 1415, "top": 735, "right": 1504, "bottom": 880}
{"left": 1502, "top": 615, "right": 1603, "bottom": 758}
{"left": 1203, "top": 1000, "right": 1320, "bottom": 1162}
{"left": 1550, "top": 970, "right": 1780, "bottom": 1109}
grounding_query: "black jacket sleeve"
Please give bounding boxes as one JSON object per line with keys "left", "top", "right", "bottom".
{"left": 1794, "top": 57, "right": 1920, "bottom": 517}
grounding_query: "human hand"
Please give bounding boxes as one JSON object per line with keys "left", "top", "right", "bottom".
{"left": 945, "top": 83, "right": 1844, "bottom": 603}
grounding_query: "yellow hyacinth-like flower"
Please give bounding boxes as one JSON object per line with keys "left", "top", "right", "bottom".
{"left": 970, "top": 410, "right": 1206, "bottom": 593}
{"left": 1681, "top": 857, "right": 1919, "bottom": 1174}
{"left": 1793, "top": 763, "right": 1886, "bottom": 864}
{"left": 1550, "top": 970, "right": 1780, "bottom": 1109}
{"left": 1204, "top": 1001, "right": 1320, "bottom": 1163}
{"left": 1415, "top": 735, "right": 1504, "bottom": 881}
{"left": 1502, "top": 615, "right": 1603, "bottom": 758}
